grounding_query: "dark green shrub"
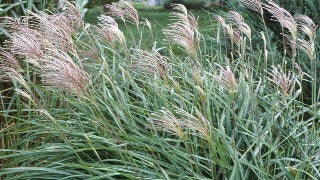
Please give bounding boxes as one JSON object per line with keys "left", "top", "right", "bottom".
{"left": 87, "top": 0, "right": 119, "bottom": 8}
{"left": 163, "top": 0, "right": 209, "bottom": 10}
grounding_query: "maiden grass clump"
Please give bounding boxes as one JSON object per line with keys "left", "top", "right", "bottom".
{"left": 1, "top": 0, "right": 320, "bottom": 179}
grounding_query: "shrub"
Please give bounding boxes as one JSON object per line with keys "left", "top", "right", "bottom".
{"left": 87, "top": 0, "right": 119, "bottom": 8}
{"left": 163, "top": 0, "right": 209, "bottom": 9}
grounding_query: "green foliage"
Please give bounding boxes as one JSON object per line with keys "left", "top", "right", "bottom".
{"left": 131, "top": 1, "right": 163, "bottom": 11}
{"left": 86, "top": 0, "right": 118, "bottom": 8}
{"left": 163, "top": 0, "right": 209, "bottom": 9}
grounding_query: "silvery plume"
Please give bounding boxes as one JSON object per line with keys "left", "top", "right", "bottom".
{"left": 131, "top": 49, "right": 168, "bottom": 78}
{"left": 163, "top": 4, "right": 200, "bottom": 56}
{"left": 0, "top": 50, "right": 21, "bottom": 81}
{"left": 267, "top": 65, "right": 296, "bottom": 96}
{"left": 238, "top": 0, "right": 263, "bottom": 15}
{"left": 95, "top": 15, "right": 126, "bottom": 46}
{"left": 105, "top": 0, "right": 139, "bottom": 26}
{"left": 218, "top": 66, "right": 237, "bottom": 92}
{"left": 38, "top": 49, "right": 91, "bottom": 95}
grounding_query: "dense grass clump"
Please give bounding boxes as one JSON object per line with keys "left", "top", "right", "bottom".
{"left": 1, "top": 0, "right": 320, "bottom": 179}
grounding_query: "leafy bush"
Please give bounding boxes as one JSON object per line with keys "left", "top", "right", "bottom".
{"left": 1, "top": 1, "right": 320, "bottom": 179}
{"left": 163, "top": 0, "right": 209, "bottom": 9}
{"left": 87, "top": 0, "right": 119, "bottom": 8}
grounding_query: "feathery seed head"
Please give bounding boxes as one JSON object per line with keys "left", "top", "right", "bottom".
{"left": 264, "top": 0, "right": 297, "bottom": 38}
{"left": 0, "top": 50, "right": 21, "bottom": 81}
{"left": 238, "top": 0, "right": 263, "bottom": 14}
{"left": 238, "top": 22, "right": 252, "bottom": 40}
{"left": 294, "top": 14, "right": 317, "bottom": 41}
{"left": 9, "top": 28, "right": 45, "bottom": 59}
{"left": 294, "top": 15, "right": 317, "bottom": 35}
{"left": 170, "top": 4, "right": 198, "bottom": 30}
{"left": 294, "top": 15, "right": 317, "bottom": 60}
{"left": 59, "top": 0, "right": 83, "bottom": 28}
{"left": 216, "top": 15, "right": 226, "bottom": 26}
{"left": 131, "top": 49, "right": 168, "bottom": 78}
{"left": 268, "top": 65, "right": 296, "bottom": 96}
{"left": 105, "top": 3, "right": 125, "bottom": 22}
{"left": 148, "top": 107, "right": 211, "bottom": 141}
{"left": 232, "top": 29, "right": 242, "bottom": 45}
{"left": 147, "top": 108, "right": 185, "bottom": 138}
{"left": 174, "top": 108, "right": 211, "bottom": 141}
{"left": 96, "top": 15, "right": 126, "bottom": 46}
{"left": 222, "top": 24, "right": 242, "bottom": 47}
{"left": 106, "top": 0, "right": 139, "bottom": 25}
{"left": 297, "top": 38, "right": 315, "bottom": 60}
{"left": 121, "top": 0, "right": 139, "bottom": 25}
{"left": 98, "top": 15, "right": 118, "bottom": 27}
{"left": 29, "top": 12, "right": 75, "bottom": 51}
{"left": 172, "top": 4, "right": 188, "bottom": 15}
{"left": 164, "top": 22, "right": 198, "bottom": 54}
{"left": 0, "top": 16, "right": 29, "bottom": 33}
{"left": 0, "top": 50, "right": 21, "bottom": 71}
{"left": 15, "top": 89, "right": 34, "bottom": 102}
{"left": 38, "top": 49, "right": 90, "bottom": 95}
{"left": 163, "top": 4, "right": 200, "bottom": 55}
{"left": 216, "top": 15, "right": 236, "bottom": 43}
{"left": 228, "top": 11, "right": 251, "bottom": 40}
{"left": 2, "top": 69, "right": 29, "bottom": 92}
{"left": 228, "top": 11, "right": 244, "bottom": 24}
{"left": 219, "top": 66, "right": 237, "bottom": 92}
{"left": 143, "top": 18, "right": 152, "bottom": 30}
